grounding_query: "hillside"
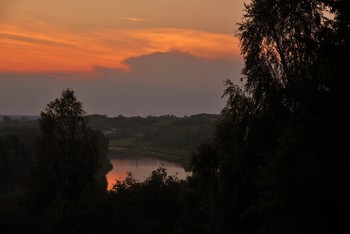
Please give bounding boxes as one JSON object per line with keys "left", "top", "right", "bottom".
{"left": 87, "top": 114, "right": 218, "bottom": 162}
{"left": 1, "top": 114, "right": 218, "bottom": 162}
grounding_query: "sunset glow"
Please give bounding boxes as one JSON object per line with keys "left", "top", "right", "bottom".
{"left": 1, "top": 23, "right": 240, "bottom": 75}
{"left": 0, "top": 0, "right": 243, "bottom": 76}
{"left": 0, "top": 0, "right": 246, "bottom": 116}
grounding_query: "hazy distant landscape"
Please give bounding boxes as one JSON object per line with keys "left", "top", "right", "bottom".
{"left": 0, "top": 113, "right": 217, "bottom": 161}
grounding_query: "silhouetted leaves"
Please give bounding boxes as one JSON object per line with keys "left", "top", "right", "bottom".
{"left": 191, "top": 1, "right": 350, "bottom": 233}
{"left": 34, "top": 89, "right": 109, "bottom": 205}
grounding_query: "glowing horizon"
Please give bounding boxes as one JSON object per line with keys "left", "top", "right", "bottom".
{"left": 1, "top": 23, "right": 241, "bottom": 75}
{"left": 0, "top": 0, "right": 244, "bottom": 77}
{"left": 0, "top": 0, "right": 247, "bottom": 116}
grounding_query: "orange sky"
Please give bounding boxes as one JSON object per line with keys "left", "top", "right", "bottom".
{"left": 0, "top": 0, "right": 247, "bottom": 116}
{"left": 0, "top": 0, "right": 245, "bottom": 76}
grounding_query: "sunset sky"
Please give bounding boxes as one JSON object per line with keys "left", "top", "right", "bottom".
{"left": 1, "top": 0, "right": 246, "bottom": 116}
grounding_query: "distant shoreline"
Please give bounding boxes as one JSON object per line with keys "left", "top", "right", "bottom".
{"left": 0, "top": 115, "right": 40, "bottom": 121}
{"left": 108, "top": 147, "right": 192, "bottom": 169}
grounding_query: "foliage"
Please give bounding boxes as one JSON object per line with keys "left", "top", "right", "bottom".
{"left": 191, "top": 0, "right": 350, "bottom": 233}
{"left": 88, "top": 113, "right": 217, "bottom": 159}
{"left": 35, "top": 89, "right": 110, "bottom": 204}
{"left": 0, "top": 135, "right": 36, "bottom": 193}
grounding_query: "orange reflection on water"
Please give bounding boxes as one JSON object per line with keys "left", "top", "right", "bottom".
{"left": 106, "top": 170, "right": 128, "bottom": 190}
{"left": 106, "top": 154, "right": 190, "bottom": 190}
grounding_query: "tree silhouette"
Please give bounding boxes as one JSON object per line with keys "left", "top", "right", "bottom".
{"left": 192, "top": 1, "right": 350, "bottom": 233}
{"left": 35, "top": 89, "right": 105, "bottom": 203}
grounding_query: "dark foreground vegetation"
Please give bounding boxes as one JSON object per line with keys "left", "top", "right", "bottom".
{"left": 1, "top": 0, "right": 350, "bottom": 233}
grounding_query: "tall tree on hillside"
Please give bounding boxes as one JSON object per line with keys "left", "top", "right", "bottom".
{"left": 192, "top": 0, "right": 350, "bottom": 233}
{"left": 35, "top": 89, "right": 108, "bottom": 204}
{"left": 238, "top": 0, "right": 325, "bottom": 113}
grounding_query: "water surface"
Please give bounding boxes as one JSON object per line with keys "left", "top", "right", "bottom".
{"left": 107, "top": 151, "right": 190, "bottom": 189}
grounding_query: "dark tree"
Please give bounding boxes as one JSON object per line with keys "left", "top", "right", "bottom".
{"left": 35, "top": 89, "right": 108, "bottom": 204}
{"left": 192, "top": 0, "right": 350, "bottom": 233}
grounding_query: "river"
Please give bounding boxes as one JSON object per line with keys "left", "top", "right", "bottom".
{"left": 106, "top": 150, "right": 191, "bottom": 190}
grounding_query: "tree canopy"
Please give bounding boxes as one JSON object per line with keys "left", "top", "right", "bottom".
{"left": 35, "top": 89, "right": 109, "bottom": 204}
{"left": 192, "top": 0, "right": 350, "bottom": 233}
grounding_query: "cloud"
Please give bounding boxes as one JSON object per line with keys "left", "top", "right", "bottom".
{"left": 0, "top": 0, "right": 246, "bottom": 116}
{"left": 0, "top": 21, "right": 241, "bottom": 74}
{"left": 0, "top": 51, "right": 243, "bottom": 116}
{"left": 0, "top": 32, "right": 73, "bottom": 47}
{"left": 2, "top": 0, "right": 247, "bottom": 34}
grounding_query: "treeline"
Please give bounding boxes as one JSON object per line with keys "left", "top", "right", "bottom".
{"left": 1, "top": 113, "right": 217, "bottom": 159}
{"left": 190, "top": 0, "right": 350, "bottom": 233}
{"left": 88, "top": 113, "right": 217, "bottom": 158}
{"left": 0, "top": 90, "right": 112, "bottom": 233}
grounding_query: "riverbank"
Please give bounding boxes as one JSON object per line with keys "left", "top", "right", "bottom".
{"left": 108, "top": 147, "right": 192, "bottom": 171}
